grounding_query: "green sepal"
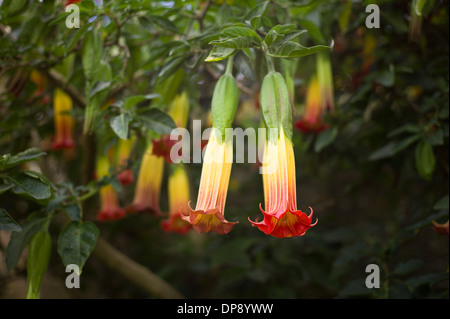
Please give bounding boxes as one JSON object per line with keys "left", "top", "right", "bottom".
{"left": 211, "top": 73, "right": 239, "bottom": 140}
{"left": 260, "top": 71, "right": 293, "bottom": 142}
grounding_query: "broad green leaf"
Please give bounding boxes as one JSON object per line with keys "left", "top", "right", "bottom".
{"left": 7, "top": 171, "right": 52, "bottom": 200}
{"left": 298, "top": 18, "right": 326, "bottom": 44}
{"left": 0, "top": 208, "right": 22, "bottom": 232}
{"left": 205, "top": 46, "right": 236, "bottom": 62}
{"left": 138, "top": 108, "right": 177, "bottom": 135}
{"left": 222, "top": 27, "right": 261, "bottom": 42}
{"left": 63, "top": 202, "right": 82, "bottom": 221}
{"left": 90, "top": 81, "right": 111, "bottom": 98}
{"left": 1, "top": 148, "right": 46, "bottom": 171}
{"left": 124, "top": 94, "right": 161, "bottom": 110}
{"left": 415, "top": 141, "right": 435, "bottom": 180}
{"left": 57, "top": 221, "right": 99, "bottom": 274}
{"left": 314, "top": 127, "right": 338, "bottom": 152}
{"left": 82, "top": 28, "right": 103, "bottom": 82}
{"left": 267, "top": 41, "right": 330, "bottom": 58}
{"left": 209, "top": 36, "right": 261, "bottom": 49}
{"left": 6, "top": 214, "right": 49, "bottom": 272}
{"left": 110, "top": 113, "right": 132, "bottom": 140}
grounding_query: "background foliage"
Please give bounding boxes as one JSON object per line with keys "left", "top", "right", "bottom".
{"left": 0, "top": 0, "right": 448, "bottom": 299}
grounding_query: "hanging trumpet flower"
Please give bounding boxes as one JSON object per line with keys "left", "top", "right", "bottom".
{"left": 96, "top": 153, "right": 126, "bottom": 221}
{"left": 181, "top": 58, "right": 239, "bottom": 235}
{"left": 29, "top": 70, "right": 46, "bottom": 97}
{"left": 51, "top": 88, "right": 76, "bottom": 150}
{"left": 116, "top": 136, "right": 136, "bottom": 186}
{"left": 153, "top": 91, "right": 190, "bottom": 163}
{"left": 316, "top": 51, "right": 335, "bottom": 111}
{"left": 161, "top": 164, "right": 192, "bottom": 234}
{"left": 127, "top": 141, "right": 164, "bottom": 216}
{"left": 250, "top": 70, "right": 317, "bottom": 238}
{"left": 294, "top": 75, "right": 328, "bottom": 133}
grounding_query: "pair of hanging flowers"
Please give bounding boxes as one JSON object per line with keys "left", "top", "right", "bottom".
{"left": 180, "top": 58, "right": 317, "bottom": 238}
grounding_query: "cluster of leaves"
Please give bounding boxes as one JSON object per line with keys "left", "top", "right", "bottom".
{"left": 0, "top": 0, "right": 448, "bottom": 299}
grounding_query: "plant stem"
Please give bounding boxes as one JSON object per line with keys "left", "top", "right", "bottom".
{"left": 226, "top": 55, "right": 234, "bottom": 75}
{"left": 265, "top": 55, "right": 275, "bottom": 73}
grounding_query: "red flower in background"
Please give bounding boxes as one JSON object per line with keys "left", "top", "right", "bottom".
{"left": 294, "top": 76, "right": 328, "bottom": 134}
{"left": 96, "top": 154, "right": 126, "bottom": 221}
{"left": 51, "top": 88, "right": 76, "bottom": 150}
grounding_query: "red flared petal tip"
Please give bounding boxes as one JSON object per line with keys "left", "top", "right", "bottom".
{"left": 249, "top": 205, "right": 316, "bottom": 238}
{"left": 161, "top": 215, "right": 192, "bottom": 234}
{"left": 294, "top": 119, "right": 329, "bottom": 134}
{"left": 97, "top": 207, "right": 126, "bottom": 222}
{"left": 126, "top": 203, "right": 163, "bottom": 217}
{"left": 183, "top": 202, "right": 237, "bottom": 235}
{"left": 117, "top": 169, "right": 134, "bottom": 186}
{"left": 51, "top": 139, "right": 76, "bottom": 150}
{"left": 432, "top": 220, "right": 449, "bottom": 237}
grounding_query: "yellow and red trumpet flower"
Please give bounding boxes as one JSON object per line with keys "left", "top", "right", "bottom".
{"left": 251, "top": 70, "right": 317, "bottom": 238}
{"left": 249, "top": 126, "right": 317, "bottom": 238}
{"left": 161, "top": 164, "right": 192, "bottom": 234}
{"left": 294, "top": 75, "right": 328, "bottom": 133}
{"left": 96, "top": 154, "right": 126, "bottom": 221}
{"left": 181, "top": 59, "right": 239, "bottom": 235}
{"left": 116, "top": 136, "right": 136, "bottom": 186}
{"left": 181, "top": 130, "right": 237, "bottom": 234}
{"left": 51, "top": 88, "right": 76, "bottom": 150}
{"left": 153, "top": 91, "right": 190, "bottom": 163}
{"left": 127, "top": 144, "right": 164, "bottom": 216}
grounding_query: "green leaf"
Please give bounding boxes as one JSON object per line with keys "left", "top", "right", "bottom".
{"left": 298, "top": 18, "right": 326, "bottom": 44}
{"left": 90, "top": 81, "right": 111, "bottom": 98}
{"left": 391, "top": 259, "right": 424, "bottom": 276}
{"left": 1, "top": 148, "right": 46, "bottom": 171}
{"left": 82, "top": 28, "right": 103, "bottom": 82}
{"left": 369, "top": 135, "right": 420, "bottom": 161}
{"left": 205, "top": 46, "right": 236, "bottom": 62}
{"left": 222, "top": 27, "right": 261, "bottom": 42}
{"left": 0, "top": 208, "right": 22, "bottom": 232}
{"left": 0, "top": 183, "right": 13, "bottom": 195}
{"left": 210, "top": 36, "right": 261, "bottom": 49}
{"left": 110, "top": 113, "right": 132, "bottom": 140}
{"left": 7, "top": 171, "right": 52, "bottom": 201}
{"left": 264, "top": 24, "right": 297, "bottom": 47}
{"left": 138, "top": 108, "right": 177, "bottom": 135}
{"left": 124, "top": 94, "right": 161, "bottom": 110}
{"left": 314, "top": 127, "right": 338, "bottom": 152}
{"left": 415, "top": 141, "right": 435, "bottom": 180}
{"left": 57, "top": 221, "right": 99, "bottom": 274}
{"left": 433, "top": 195, "right": 449, "bottom": 210}
{"left": 63, "top": 202, "right": 82, "bottom": 221}
{"left": 6, "top": 214, "right": 49, "bottom": 272}
{"left": 267, "top": 41, "right": 330, "bottom": 59}
{"left": 243, "top": 1, "right": 269, "bottom": 29}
